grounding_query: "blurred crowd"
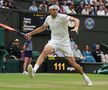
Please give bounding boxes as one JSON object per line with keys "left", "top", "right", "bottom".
{"left": 0, "top": 0, "right": 16, "bottom": 9}
{"left": 0, "top": 0, "right": 108, "bottom": 16}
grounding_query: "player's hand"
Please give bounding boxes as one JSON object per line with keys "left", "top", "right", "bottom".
{"left": 71, "top": 27, "right": 78, "bottom": 34}
{"left": 25, "top": 33, "right": 32, "bottom": 39}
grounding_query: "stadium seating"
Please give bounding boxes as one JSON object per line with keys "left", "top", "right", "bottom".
{"left": 32, "top": 50, "right": 40, "bottom": 60}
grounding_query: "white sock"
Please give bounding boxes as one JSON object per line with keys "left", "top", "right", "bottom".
{"left": 82, "top": 73, "right": 93, "bottom": 85}
{"left": 82, "top": 73, "right": 90, "bottom": 80}
{"left": 82, "top": 73, "right": 87, "bottom": 77}
{"left": 33, "top": 64, "right": 39, "bottom": 72}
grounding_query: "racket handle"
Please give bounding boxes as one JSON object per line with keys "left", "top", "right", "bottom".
{"left": 20, "top": 32, "right": 25, "bottom": 35}
{"left": 16, "top": 31, "right": 25, "bottom": 35}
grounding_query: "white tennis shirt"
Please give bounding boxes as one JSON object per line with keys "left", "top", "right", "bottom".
{"left": 44, "top": 13, "right": 71, "bottom": 46}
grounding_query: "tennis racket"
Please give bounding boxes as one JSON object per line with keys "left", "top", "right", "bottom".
{"left": 0, "top": 23, "right": 25, "bottom": 35}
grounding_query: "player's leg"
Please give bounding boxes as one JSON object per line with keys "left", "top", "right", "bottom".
{"left": 66, "top": 56, "right": 93, "bottom": 85}
{"left": 66, "top": 57, "right": 83, "bottom": 74}
{"left": 27, "top": 44, "right": 54, "bottom": 78}
{"left": 61, "top": 45, "right": 93, "bottom": 85}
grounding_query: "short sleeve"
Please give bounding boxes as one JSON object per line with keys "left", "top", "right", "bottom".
{"left": 66, "top": 15, "right": 71, "bottom": 21}
{"left": 61, "top": 14, "right": 71, "bottom": 22}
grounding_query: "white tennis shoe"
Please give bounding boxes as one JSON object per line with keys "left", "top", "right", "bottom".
{"left": 27, "top": 64, "right": 34, "bottom": 78}
{"left": 83, "top": 75, "right": 93, "bottom": 86}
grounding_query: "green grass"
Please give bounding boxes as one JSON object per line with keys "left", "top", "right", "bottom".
{"left": 0, "top": 73, "right": 108, "bottom": 90}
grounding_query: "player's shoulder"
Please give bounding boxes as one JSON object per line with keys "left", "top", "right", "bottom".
{"left": 46, "top": 15, "right": 51, "bottom": 19}
{"left": 58, "top": 13, "right": 70, "bottom": 20}
{"left": 58, "top": 13, "right": 68, "bottom": 17}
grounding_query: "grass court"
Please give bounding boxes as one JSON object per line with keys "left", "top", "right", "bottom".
{"left": 0, "top": 73, "right": 108, "bottom": 90}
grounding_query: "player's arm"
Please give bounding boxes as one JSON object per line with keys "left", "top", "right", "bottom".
{"left": 26, "top": 24, "right": 48, "bottom": 37}
{"left": 69, "top": 16, "right": 80, "bottom": 33}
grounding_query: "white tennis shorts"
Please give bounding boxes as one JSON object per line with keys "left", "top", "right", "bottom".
{"left": 46, "top": 40, "right": 74, "bottom": 57}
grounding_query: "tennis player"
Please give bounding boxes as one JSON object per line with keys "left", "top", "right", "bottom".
{"left": 26, "top": 4, "right": 93, "bottom": 86}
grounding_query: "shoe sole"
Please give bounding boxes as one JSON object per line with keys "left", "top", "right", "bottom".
{"left": 87, "top": 82, "right": 93, "bottom": 86}
{"left": 85, "top": 80, "right": 93, "bottom": 86}
{"left": 88, "top": 83, "right": 93, "bottom": 86}
{"left": 27, "top": 65, "right": 34, "bottom": 78}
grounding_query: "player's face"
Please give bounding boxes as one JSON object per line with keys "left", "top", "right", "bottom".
{"left": 49, "top": 8, "right": 58, "bottom": 18}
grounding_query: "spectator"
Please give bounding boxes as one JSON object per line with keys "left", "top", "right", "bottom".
{"left": 104, "top": 54, "right": 108, "bottom": 63}
{"left": 8, "top": 0, "right": 16, "bottom": 9}
{"left": 29, "top": 1, "right": 38, "bottom": 12}
{"left": 0, "top": 0, "right": 3, "bottom": 7}
{"left": 92, "top": 43, "right": 103, "bottom": 62}
{"left": 89, "top": 6, "right": 96, "bottom": 15}
{"left": 97, "top": 5, "right": 105, "bottom": 15}
{"left": 7, "top": 39, "right": 22, "bottom": 60}
{"left": 62, "top": 0, "right": 71, "bottom": 13}
{"left": 91, "top": 0, "right": 98, "bottom": 5}
{"left": 58, "top": 2, "right": 65, "bottom": 13}
{"left": 22, "top": 37, "right": 33, "bottom": 74}
{"left": 92, "top": 43, "right": 108, "bottom": 63}
{"left": 48, "top": 0, "right": 58, "bottom": 6}
{"left": 69, "top": 2, "right": 77, "bottom": 14}
{"left": 73, "top": 44, "right": 85, "bottom": 60}
{"left": 82, "top": 5, "right": 90, "bottom": 15}
{"left": 82, "top": 44, "right": 96, "bottom": 62}
{"left": 76, "top": 0, "right": 84, "bottom": 14}
{"left": 102, "top": 0, "right": 107, "bottom": 5}
{"left": 105, "top": 7, "right": 108, "bottom": 15}
{"left": 90, "top": 0, "right": 97, "bottom": 5}
{"left": 39, "top": 1, "right": 48, "bottom": 12}
{"left": 97, "top": 0, "right": 104, "bottom": 6}
{"left": 2, "top": 0, "right": 9, "bottom": 9}
{"left": 89, "top": 3, "right": 97, "bottom": 15}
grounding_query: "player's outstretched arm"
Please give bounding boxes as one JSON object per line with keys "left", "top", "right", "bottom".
{"left": 25, "top": 25, "right": 47, "bottom": 38}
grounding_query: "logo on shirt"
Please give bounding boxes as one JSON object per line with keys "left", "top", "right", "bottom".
{"left": 84, "top": 18, "right": 95, "bottom": 30}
